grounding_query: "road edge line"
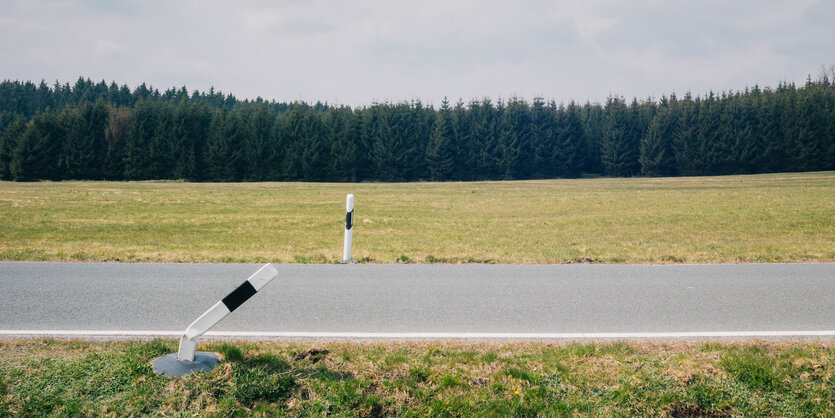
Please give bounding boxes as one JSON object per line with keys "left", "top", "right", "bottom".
{"left": 2, "top": 330, "right": 835, "bottom": 340}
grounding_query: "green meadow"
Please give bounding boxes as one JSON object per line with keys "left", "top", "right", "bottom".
{"left": 1, "top": 339, "right": 833, "bottom": 416}
{"left": 0, "top": 171, "right": 832, "bottom": 264}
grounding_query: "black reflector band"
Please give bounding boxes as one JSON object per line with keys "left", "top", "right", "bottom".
{"left": 346, "top": 210, "right": 353, "bottom": 230}
{"left": 222, "top": 281, "right": 257, "bottom": 312}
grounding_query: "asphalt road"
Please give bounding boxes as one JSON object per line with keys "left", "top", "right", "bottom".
{"left": 1, "top": 263, "right": 833, "bottom": 340}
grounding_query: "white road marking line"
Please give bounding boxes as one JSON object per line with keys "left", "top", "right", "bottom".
{"left": 2, "top": 330, "right": 835, "bottom": 339}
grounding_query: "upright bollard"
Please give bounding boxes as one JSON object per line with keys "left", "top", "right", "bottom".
{"left": 339, "top": 194, "right": 356, "bottom": 263}
{"left": 151, "top": 264, "right": 279, "bottom": 376}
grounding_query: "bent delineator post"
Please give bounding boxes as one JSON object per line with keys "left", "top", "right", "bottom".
{"left": 176, "top": 263, "right": 279, "bottom": 362}
{"left": 153, "top": 263, "right": 279, "bottom": 376}
{"left": 340, "top": 194, "right": 356, "bottom": 263}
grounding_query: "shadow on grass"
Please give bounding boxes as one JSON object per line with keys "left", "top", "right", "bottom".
{"left": 211, "top": 343, "right": 355, "bottom": 407}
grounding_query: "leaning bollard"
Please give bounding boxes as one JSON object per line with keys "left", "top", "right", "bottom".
{"left": 151, "top": 264, "right": 279, "bottom": 376}
{"left": 339, "top": 194, "right": 356, "bottom": 263}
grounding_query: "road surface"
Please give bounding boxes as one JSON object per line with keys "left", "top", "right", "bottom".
{"left": 1, "top": 263, "right": 833, "bottom": 340}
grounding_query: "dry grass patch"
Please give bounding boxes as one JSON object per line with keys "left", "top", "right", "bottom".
{"left": 0, "top": 171, "right": 833, "bottom": 264}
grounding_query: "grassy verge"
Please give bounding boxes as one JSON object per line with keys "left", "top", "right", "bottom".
{"left": 1, "top": 339, "right": 833, "bottom": 415}
{"left": 1, "top": 172, "right": 833, "bottom": 264}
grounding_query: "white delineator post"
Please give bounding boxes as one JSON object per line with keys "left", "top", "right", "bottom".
{"left": 340, "top": 194, "right": 356, "bottom": 263}
{"left": 177, "top": 263, "right": 279, "bottom": 361}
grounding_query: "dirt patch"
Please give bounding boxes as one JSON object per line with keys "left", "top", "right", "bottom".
{"left": 664, "top": 404, "right": 724, "bottom": 418}
{"left": 562, "top": 256, "right": 599, "bottom": 264}
{"left": 293, "top": 348, "right": 330, "bottom": 363}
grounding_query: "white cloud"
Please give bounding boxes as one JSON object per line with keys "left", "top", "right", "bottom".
{"left": 547, "top": 2, "right": 619, "bottom": 48}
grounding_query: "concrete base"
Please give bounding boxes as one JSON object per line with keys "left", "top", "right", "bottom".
{"left": 151, "top": 352, "right": 221, "bottom": 377}
{"left": 338, "top": 259, "right": 357, "bottom": 264}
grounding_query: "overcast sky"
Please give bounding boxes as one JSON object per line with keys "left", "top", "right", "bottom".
{"left": 2, "top": 0, "right": 833, "bottom": 107}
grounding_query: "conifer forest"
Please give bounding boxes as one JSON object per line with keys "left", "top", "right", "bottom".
{"left": 0, "top": 75, "right": 833, "bottom": 182}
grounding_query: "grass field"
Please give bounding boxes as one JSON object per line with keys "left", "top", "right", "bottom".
{"left": 1, "top": 339, "right": 833, "bottom": 416}
{"left": 0, "top": 171, "right": 832, "bottom": 264}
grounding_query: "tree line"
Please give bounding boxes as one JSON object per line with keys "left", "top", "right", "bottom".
{"left": 0, "top": 74, "right": 833, "bottom": 182}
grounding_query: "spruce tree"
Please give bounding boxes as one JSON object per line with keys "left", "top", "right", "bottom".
{"left": 171, "top": 100, "right": 196, "bottom": 180}
{"left": 555, "top": 102, "right": 587, "bottom": 177}
{"left": 381, "top": 103, "right": 414, "bottom": 181}
{"left": 796, "top": 83, "right": 831, "bottom": 171}
{"left": 63, "top": 100, "right": 109, "bottom": 179}
{"left": 711, "top": 93, "right": 741, "bottom": 175}
{"left": 299, "top": 107, "right": 329, "bottom": 181}
{"left": 425, "top": 99, "right": 456, "bottom": 181}
{"left": 367, "top": 104, "right": 398, "bottom": 181}
{"left": 530, "top": 98, "right": 556, "bottom": 178}
{"left": 328, "top": 106, "right": 359, "bottom": 182}
{"left": 147, "top": 102, "right": 176, "bottom": 178}
{"left": 242, "top": 104, "right": 275, "bottom": 181}
{"left": 497, "top": 99, "right": 532, "bottom": 179}
{"left": 11, "top": 110, "right": 65, "bottom": 181}
{"left": 123, "top": 99, "right": 158, "bottom": 179}
{"left": 451, "top": 99, "right": 469, "bottom": 180}
{"left": 776, "top": 83, "right": 803, "bottom": 172}
{"left": 469, "top": 99, "right": 499, "bottom": 180}
{"left": 274, "top": 104, "right": 307, "bottom": 180}
{"left": 639, "top": 109, "right": 675, "bottom": 176}
{"left": 600, "top": 97, "right": 640, "bottom": 176}
{"left": 0, "top": 116, "right": 27, "bottom": 180}
{"left": 696, "top": 93, "right": 722, "bottom": 175}
{"left": 104, "top": 106, "right": 130, "bottom": 180}
{"left": 580, "top": 103, "right": 605, "bottom": 175}
{"left": 672, "top": 95, "right": 700, "bottom": 176}
{"left": 206, "top": 109, "right": 245, "bottom": 181}
{"left": 411, "top": 100, "right": 433, "bottom": 180}
{"left": 739, "top": 87, "right": 766, "bottom": 173}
